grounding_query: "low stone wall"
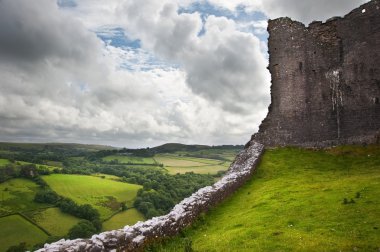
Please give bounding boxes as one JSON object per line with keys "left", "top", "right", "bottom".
{"left": 36, "top": 141, "right": 264, "bottom": 252}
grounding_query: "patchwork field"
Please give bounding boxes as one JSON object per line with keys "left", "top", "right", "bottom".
{"left": 155, "top": 154, "right": 229, "bottom": 175}
{"left": 42, "top": 174, "right": 142, "bottom": 219}
{"left": 0, "top": 178, "right": 50, "bottom": 215}
{"left": 0, "top": 214, "right": 48, "bottom": 252}
{"left": 102, "top": 208, "right": 145, "bottom": 231}
{"left": 103, "top": 155, "right": 156, "bottom": 164}
{"left": 30, "top": 207, "right": 81, "bottom": 237}
{"left": 154, "top": 146, "right": 380, "bottom": 251}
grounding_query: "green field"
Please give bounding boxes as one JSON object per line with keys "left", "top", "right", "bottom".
{"left": 0, "top": 158, "right": 10, "bottom": 166}
{"left": 102, "top": 208, "right": 145, "bottom": 231}
{"left": 154, "top": 154, "right": 230, "bottom": 175}
{"left": 30, "top": 207, "right": 81, "bottom": 237}
{"left": 154, "top": 146, "right": 380, "bottom": 251}
{"left": 42, "top": 174, "right": 142, "bottom": 219}
{"left": 164, "top": 165, "right": 229, "bottom": 175}
{"left": 0, "top": 214, "right": 48, "bottom": 252}
{"left": 0, "top": 178, "right": 50, "bottom": 215}
{"left": 103, "top": 155, "right": 156, "bottom": 164}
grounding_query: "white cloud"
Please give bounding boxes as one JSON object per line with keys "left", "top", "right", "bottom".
{"left": 118, "top": 1, "right": 271, "bottom": 114}
{"left": 0, "top": 0, "right": 366, "bottom": 147}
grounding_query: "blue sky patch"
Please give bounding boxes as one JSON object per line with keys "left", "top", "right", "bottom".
{"left": 57, "top": 0, "right": 77, "bottom": 8}
{"left": 95, "top": 27, "right": 141, "bottom": 49}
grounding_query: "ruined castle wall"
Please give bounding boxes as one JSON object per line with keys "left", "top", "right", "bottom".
{"left": 36, "top": 142, "right": 264, "bottom": 252}
{"left": 253, "top": 0, "right": 380, "bottom": 147}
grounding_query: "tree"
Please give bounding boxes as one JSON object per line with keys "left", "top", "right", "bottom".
{"left": 68, "top": 220, "right": 97, "bottom": 239}
{"left": 34, "top": 190, "right": 60, "bottom": 204}
{"left": 121, "top": 202, "right": 127, "bottom": 211}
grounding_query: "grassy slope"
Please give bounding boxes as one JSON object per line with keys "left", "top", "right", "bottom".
{"left": 102, "top": 208, "right": 145, "bottom": 231}
{"left": 0, "top": 178, "right": 50, "bottom": 215}
{"left": 30, "top": 207, "right": 81, "bottom": 237}
{"left": 43, "top": 174, "right": 142, "bottom": 219}
{"left": 155, "top": 146, "right": 380, "bottom": 252}
{"left": 0, "top": 215, "right": 48, "bottom": 252}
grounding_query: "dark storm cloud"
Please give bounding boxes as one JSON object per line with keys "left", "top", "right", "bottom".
{"left": 0, "top": 0, "right": 100, "bottom": 63}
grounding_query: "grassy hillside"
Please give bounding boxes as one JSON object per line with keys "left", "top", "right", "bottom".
{"left": 42, "top": 174, "right": 142, "bottom": 219}
{"left": 0, "top": 215, "right": 48, "bottom": 252}
{"left": 0, "top": 178, "right": 50, "bottom": 215}
{"left": 30, "top": 207, "right": 81, "bottom": 237}
{"left": 153, "top": 145, "right": 380, "bottom": 251}
{"left": 102, "top": 208, "right": 145, "bottom": 231}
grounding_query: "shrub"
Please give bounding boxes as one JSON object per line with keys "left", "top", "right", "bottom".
{"left": 68, "top": 220, "right": 97, "bottom": 239}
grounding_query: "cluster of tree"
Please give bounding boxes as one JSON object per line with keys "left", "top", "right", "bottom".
{"left": 59, "top": 164, "right": 214, "bottom": 219}
{"left": 183, "top": 153, "right": 230, "bottom": 161}
{"left": 34, "top": 190, "right": 101, "bottom": 233}
{"left": 133, "top": 172, "right": 214, "bottom": 218}
{"left": 0, "top": 143, "right": 100, "bottom": 165}
{"left": 0, "top": 163, "right": 49, "bottom": 182}
{"left": 87, "top": 148, "right": 154, "bottom": 161}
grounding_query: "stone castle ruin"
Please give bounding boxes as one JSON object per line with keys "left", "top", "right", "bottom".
{"left": 37, "top": 1, "right": 379, "bottom": 251}
{"left": 252, "top": 0, "right": 380, "bottom": 147}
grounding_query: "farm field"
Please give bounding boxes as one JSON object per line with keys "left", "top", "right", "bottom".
{"left": 103, "top": 155, "right": 156, "bottom": 164}
{"left": 0, "top": 214, "right": 48, "bottom": 252}
{"left": 155, "top": 154, "right": 230, "bottom": 175}
{"left": 0, "top": 143, "right": 241, "bottom": 250}
{"left": 42, "top": 174, "right": 142, "bottom": 219}
{"left": 165, "top": 164, "right": 229, "bottom": 175}
{"left": 154, "top": 145, "right": 380, "bottom": 251}
{"left": 0, "top": 158, "right": 10, "bottom": 166}
{"left": 30, "top": 207, "right": 81, "bottom": 237}
{"left": 0, "top": 178, "right": 50, "bottom": 215}
{"left": 102, "top": 208, "right": 145, "bottom": 231}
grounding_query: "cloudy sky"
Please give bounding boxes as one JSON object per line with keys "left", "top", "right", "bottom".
{"left": 0, "top": 0, "right": 366, "bottom": 147}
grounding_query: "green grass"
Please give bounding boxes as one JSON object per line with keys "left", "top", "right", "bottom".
{"left": 0, "top": 158, "right": 10, "bottom": 166}
{"left": 102, "top": 208, "right": 145, "bottom": 231}
{"left": 103, "top": 155, "right": 156, "bottom": 164}
{"left": 0, "top": 178, "right": 50, "bottom": 216}
{"left": 30, "top": 207, "right": 81, "bottom": 237}
{"left": 42, "top": 174, "right": 142, "bottom": 219}
{"left": 0, "top": 214, "right": 48, "bottom": 252}
{"left": 154, "top": 145, "right": 380, "bottom": 252}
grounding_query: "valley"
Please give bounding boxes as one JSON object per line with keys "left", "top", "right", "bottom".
{"left": 0, "top": 142, "right": 242, "bottom": 251}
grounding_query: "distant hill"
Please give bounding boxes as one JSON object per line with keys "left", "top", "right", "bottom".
{"left": 0, "top": 142, "right": 115, "bottom": 152}
{"left": 150, "top": 143, "right": 243, "bottom": 153}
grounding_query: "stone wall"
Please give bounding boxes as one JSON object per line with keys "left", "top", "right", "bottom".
{"left": 252, "top": 0, "right": 380, "bottom": 147}
{"left": 36, "top": 142, "right": 264, "bottom": 252}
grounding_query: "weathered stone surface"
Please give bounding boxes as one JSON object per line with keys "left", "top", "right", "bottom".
{"left": 35, "top": 142, "right": 264, "bottom": 252}
{"left": 252, "top": 0, "right": 380, "bottom": 147}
